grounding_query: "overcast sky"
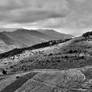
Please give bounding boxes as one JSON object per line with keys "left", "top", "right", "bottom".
{"left": 0, "top": 0, "right": 92, "bottom": 35}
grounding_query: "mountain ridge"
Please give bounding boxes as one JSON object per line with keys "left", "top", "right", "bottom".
{"left": 0, "top": 28, "right": 72, "bottom": 53}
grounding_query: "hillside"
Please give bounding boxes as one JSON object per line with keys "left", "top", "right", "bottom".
{"left": 0, "top": 32, "right": 92, "bottom": 72}
{"left": 0, "top": 32, "right": 92, "bottom": 92}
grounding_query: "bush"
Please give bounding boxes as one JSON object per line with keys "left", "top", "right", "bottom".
{"left": 2, "top": 69, "right": 7, "bottom": 75}
{"left": 16, "top": 76, "right": 20, "bottom": 79}
{"left": 82, "top": 31, "right": 92, "bottom": 38}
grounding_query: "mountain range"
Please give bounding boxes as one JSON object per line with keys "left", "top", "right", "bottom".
{"left": 0, "top": 28, "right": 72, "bottom": 53}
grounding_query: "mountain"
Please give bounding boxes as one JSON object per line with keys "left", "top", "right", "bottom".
{"left": 0, "top": 28, "right": 72, "bottom": 53}
{"left": 38, "top": 29, "right": 72, "bottom": 39}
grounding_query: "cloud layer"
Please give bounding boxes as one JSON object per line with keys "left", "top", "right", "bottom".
{"left": 0, "top": 0, "right": 69, "bottom": 23}
{"left": 0, "top": 0, "right": 92, "bottom": 35}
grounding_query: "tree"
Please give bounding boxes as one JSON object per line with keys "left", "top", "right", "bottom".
{"left": 82, "top": 31, "right": 92, "bottom": 38}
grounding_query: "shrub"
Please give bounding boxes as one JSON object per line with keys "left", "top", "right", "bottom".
{"left": 82, "top": 31, "right": 92, "bottom": 38}
{"left": 2, "top": 69, "right": 7, "bottom": 75}
{"left": 16, "top": 76, "right": 20, "bottom": 79}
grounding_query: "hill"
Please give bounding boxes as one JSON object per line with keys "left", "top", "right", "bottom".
{"left": 0, "top": 32, "right": 92, "bottom": 92}
{"left": 0, "top": 32, "right": 92, "bottom": 73}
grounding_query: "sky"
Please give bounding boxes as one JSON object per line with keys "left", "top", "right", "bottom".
{"left": 0, "top": 0, "right": 92, "bottom": 35}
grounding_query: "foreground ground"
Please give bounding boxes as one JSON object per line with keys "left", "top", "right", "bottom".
{"left": 0, "top": 66, "right": 92, "bottom": 92}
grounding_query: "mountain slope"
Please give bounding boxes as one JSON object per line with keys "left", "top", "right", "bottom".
{"left": 0, "top": 33, "right": 92, "bottom": 72}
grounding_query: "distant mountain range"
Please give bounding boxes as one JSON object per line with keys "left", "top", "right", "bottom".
{"left": 0, "top": 28, "right": 72, "bottom": 53}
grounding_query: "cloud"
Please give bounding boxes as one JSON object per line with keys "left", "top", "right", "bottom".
{"left": 0, "top": 0, "right": 92, "bottom": 35}
{"left": 0, "top": 0, "right": 69, "bottom": 23}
